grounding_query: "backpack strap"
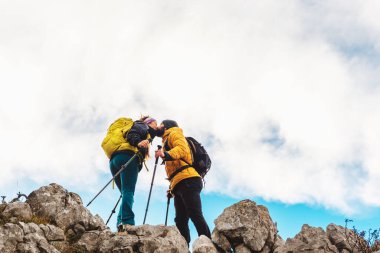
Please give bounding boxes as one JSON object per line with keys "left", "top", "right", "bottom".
{"left": 167, "top": 165, "right": 191, "bottom": 181}
{"left": 164, "top": 138, "right": 193, "bottom": 181}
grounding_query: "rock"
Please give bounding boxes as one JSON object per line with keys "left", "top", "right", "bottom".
{"left": 0, "top": 204, "right": 7, "bottom": 213}
{"left": 275, "top": 224, "right": 339, "bottom": 253}
{"left": 192, "top": 235, "right": 219, "bottom": 253}
{"left": 16, "top": 242, "right": 40, "bottom": 253}
{"left": 235, "top": 244, "right": 251, "bottom": 253}
{"left": 6, "top": 183, "right": 370, "bottom": 253}
{"left": 77, "top": 230, "right": 112, "bottom": 252}
{"left": 19, "top": 222, "right": 44, "bottom": 237}
{"left": 212, "top": 199, "right": 280, "bottom": 253}
{"left": 0, "top": 223, "right": 24, "bottom": 253}
{"left": 37, "top": 239, "right": 61, "bottom": 253}
{"left": 73, "top": 223, "right": 86, "bottom": 236}
{"left": 98, "top": 224, "right": 188, "bottom": 253}
{"left": 26, "top": 183, "right": 106, "bottom": 232}
{"left": 1, "top": 183, "right": 191, "bottom": 253}
{"left": 1, "top": 202, "right": 32, "bottom": 222}
{"left": 39, "top": 224, "right": 65, "bottom": 241}
{"left": 326, "top": 223, "right": 358, "bottom": 252}
{"left": 22, "top": 228, "right": 61, "bottom": 253}
{"left": 50, "top": 241, "right": 71, "bottom": 252}
{"left": 211, "top": 229, "right": 231, "bottom": 251}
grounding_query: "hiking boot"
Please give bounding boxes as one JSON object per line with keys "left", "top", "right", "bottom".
{"left": 117, "top": 224, "right": 133, "bottom": 233}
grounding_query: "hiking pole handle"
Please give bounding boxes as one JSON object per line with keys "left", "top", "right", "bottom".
{"left": 154, "top": 145, "right": 162, "bottom": 164}
{"left": 86, "top": 153, "right": 138, "bottom": 207}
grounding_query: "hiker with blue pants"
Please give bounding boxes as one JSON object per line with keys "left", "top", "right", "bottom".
{"left": 109, "top": 116, "right": 158, "bottom": 231}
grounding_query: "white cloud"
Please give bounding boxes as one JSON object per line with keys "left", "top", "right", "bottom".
{"left": 0, "top": 0, "right": 379, "bottom": 215}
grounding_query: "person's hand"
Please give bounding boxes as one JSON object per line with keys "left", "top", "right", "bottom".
{"left": 155, "top": 149, "right": 165, "bottom": 158}
{"left": 138, "top": 140, "right": 149, "bottom": 148}
{"left": 167, "top": 189, "right": 173, "bottom": 199}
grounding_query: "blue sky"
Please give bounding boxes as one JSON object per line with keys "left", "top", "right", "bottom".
{"left": 1, "top": 0, "right": 380, "bottom": 246}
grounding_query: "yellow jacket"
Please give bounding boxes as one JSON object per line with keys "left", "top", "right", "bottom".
{"left": 162, "top": 127, "right": 200, "bottom": 190}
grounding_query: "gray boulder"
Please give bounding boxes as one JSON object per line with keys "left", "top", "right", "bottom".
{"left": 192, "top": 235, "right": 219, "bottom": 253}
{"left": 1, "top": 202, "right": 32, "bottom": 223}
{"left": 26, "top": 183, "right": 106, "bottom": 232}
{"left": 39, "top": 224, "right": 65, "bottom": 242}
{"left": 0, "top": 223, "right": 24, "bottom": 253}
{"left": 275, "top": 224, "right": 339, "bottom": 253}
{"left": 18, "top": 222, "right": 45, "bottom": 237}
{"left": 97, "top": 224, "right": 189, "bottom": 253}
{"left": 1, "top": 183, "right": 192, "bottom": 253}
{"left": 212, "top": 199, "right": 282, "bottom": 253}
{"left": 326, "top": 223, "right": 360, "bottom": 253}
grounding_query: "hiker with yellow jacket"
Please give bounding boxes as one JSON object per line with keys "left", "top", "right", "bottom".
{"left": 155, "top": 120, "right": 211, "bottom": 245}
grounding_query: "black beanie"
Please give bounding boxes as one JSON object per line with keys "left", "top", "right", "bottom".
{"left": 162, "top": 120, "right": 178, "bottom": 129}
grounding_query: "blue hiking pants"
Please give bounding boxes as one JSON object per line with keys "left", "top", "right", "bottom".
{"left": 109, "top": 152, "right": 139, "bottom": 226}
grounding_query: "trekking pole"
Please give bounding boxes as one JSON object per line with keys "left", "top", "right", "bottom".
{"left": 165, "top": 196, "right": 171, "bottom": 226}
{"left": 143, "top": 145, "right": 162, "bottom": 224}
{"left": 106, "top": 195, "right": 122, "bottom": 225}
{"left": 86, "top": 153, "right": 139, "bottom": 207}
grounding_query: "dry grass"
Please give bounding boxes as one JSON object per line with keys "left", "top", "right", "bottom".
{"left": 25, "top": 215, "right": 51, "bottom": 225}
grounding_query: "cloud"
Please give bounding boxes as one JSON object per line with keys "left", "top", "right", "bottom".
{"left": 0, "top": 0, "right": 379, "bottom": 215}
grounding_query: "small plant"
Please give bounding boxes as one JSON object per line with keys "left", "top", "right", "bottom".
{"left": 344, "top": 219, "right": 380, "bottom": 253}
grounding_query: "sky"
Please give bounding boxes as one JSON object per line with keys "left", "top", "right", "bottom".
{"left": 1, "top": 0, "right": 380, "bottom": 244}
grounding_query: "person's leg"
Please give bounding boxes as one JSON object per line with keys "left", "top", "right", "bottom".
{"left": 173, "top": 191, "right": 191, "bottom": 244}
{"left": 180, "top": 178, "right": 211, "bottom": 238}
{"left": 109, "top": 158, "right": 122, "bottom": 227}
{"left": 109, "top": 159, "right": 122, "bottom": 191}
{"left": 112, "top": 153, "right": 139, "bottom": 225}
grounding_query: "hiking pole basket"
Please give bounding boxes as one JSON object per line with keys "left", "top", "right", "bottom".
{"left": 106, "top": 195, "right": 122, "bottom": 225}
{"left": 86, "top": 153, "right": 139, "bottom": 207}
{"left": 143, "top": 145, "right": 162, "bottom": 224}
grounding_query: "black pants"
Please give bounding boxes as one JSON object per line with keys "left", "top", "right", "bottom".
{"left": 172, "top": 177, "right": 211, "bottom": 244}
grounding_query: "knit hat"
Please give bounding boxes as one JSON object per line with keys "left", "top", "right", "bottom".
{"left": 143, "top": 117, "right": 156, "bottom": 125}
{"left": 162, "top": 120, "right": 178, "bottom": 129}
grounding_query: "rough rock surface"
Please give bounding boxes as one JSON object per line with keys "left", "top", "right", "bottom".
{"left": 0, "top": 183, "right": 189, "bottom": 253}
{"left": 1, "top": 183, "right": 375, "bottom": 253}
{"left": 212, "top": 199, "right": 282, "bottom": 253}
{"left": 326, "top": 223, "right": 361, "bottom": 253}
{"left": 96, "top": 225, "right": 188, "bottom": 253}
{"left": 26, "top": 183, "right": 106, "bottom": 232}
{"left": 1, "top": 202, "right": 32, "bottom": 223}
{"left": 192, "top": 235, "right": 219, "bottom": 253}
{"left": 275, "top": 224, "right": 339, "bottom": 253}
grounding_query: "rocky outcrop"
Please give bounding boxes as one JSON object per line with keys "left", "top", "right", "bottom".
{"left": 1, "top": 202, "right": 32, "bottom": 223}
{"left": 273, "top": 223, "right": 372, "bottom": 253}
{"left": 97, "top": 225, "right": 188, "bottom": 253}
{"left": 212, "top": 199, "right": 283, "bottom": 253}
{"left": 0, "top": 184, "right": 373, "bottom": 253}
{"left": 326, "top": 223, "right": 360, "bottom": 253}
{"left": 26, "top": 183, "right": 106, "bottom": 233}
{"left": 0, "top": 183, "right": 188, "bottom": 253}
{"left": 275, "top": 224, "right": 339, "bottom": 253}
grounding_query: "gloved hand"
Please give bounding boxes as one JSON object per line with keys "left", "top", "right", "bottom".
{"left": 167, "top": 189, "right": 173, "bottom": 199}
{"left": 138, "top": 140, "right": 150, "bottom": 148}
